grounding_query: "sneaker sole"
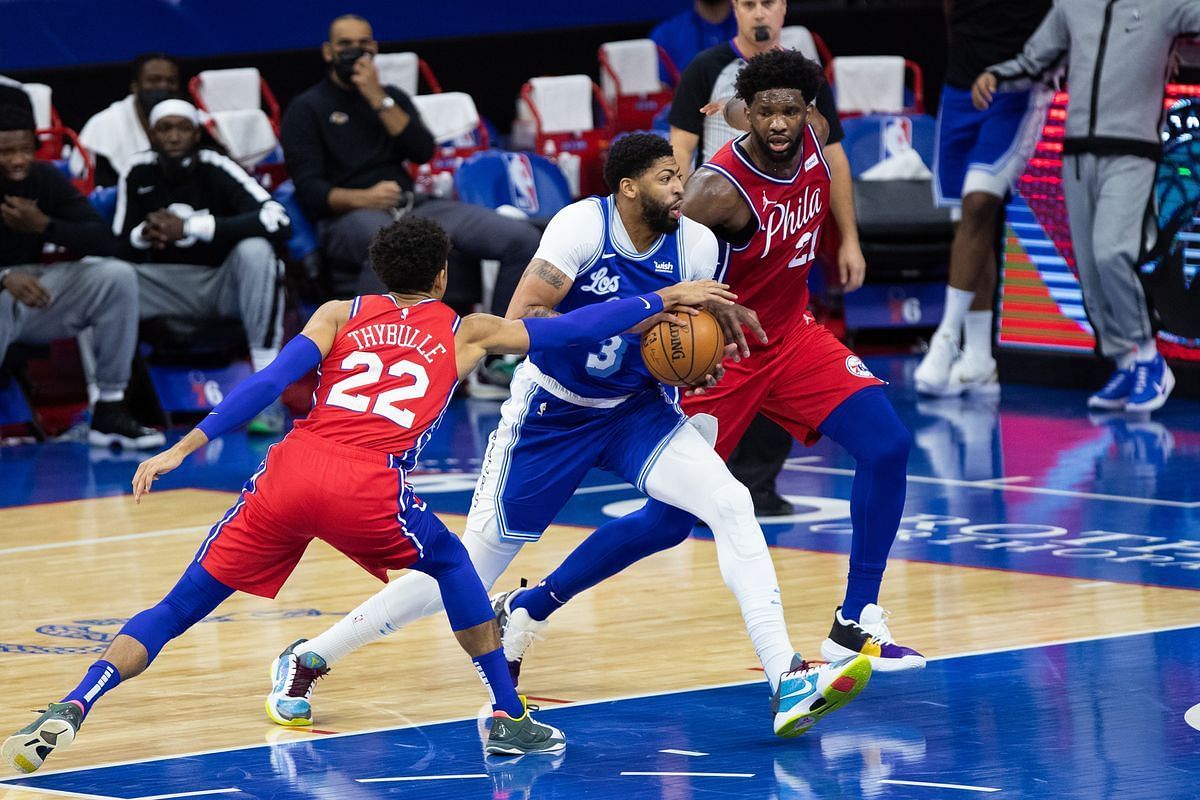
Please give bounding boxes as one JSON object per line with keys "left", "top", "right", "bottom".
{"left": 915, "top": 378, "right": 964, "bottom": 398}
{"left": 1087, "top": 396, "right": 1128, "bottom": 411}
{"left": 773, "top": 656, "right": 872, "bottom": 738}
{"left": 821, "top": 638, "right": 927, "bottom": 673}
{"left": 484, "top": 735, "right": 566, "bottom": 756}
{"left": 87, "top": 430, "right": 166, "bottom": 450}
{"left": 264, "top": 696, "right": 313, "bottom": 727}
{"left": 2, "top": 717, "right": 77, "bottom": 774}
{"left": 1125, "top": 369, "right": 1176, "bottom": 414}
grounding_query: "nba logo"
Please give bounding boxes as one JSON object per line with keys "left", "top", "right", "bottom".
{"left": 504, "top": 153, "right": 541, "bottom": 214}
{"left": 881, "top": 117, "right": 913, "bottom": 161}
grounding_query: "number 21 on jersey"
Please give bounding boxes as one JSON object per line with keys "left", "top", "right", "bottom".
{"left": 788, "top": 226, "right": 821, "bottom": 270}
{"left": 326, "top": 351, "right": 429, "bottom": 427}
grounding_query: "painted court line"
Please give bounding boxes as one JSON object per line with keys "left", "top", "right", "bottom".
{"left": 131, "top": 790, "right": 240, "bottom": 800}
{"left": 356, "top": 774, "right": 486, "bottom": 783}
{"left": 880, "top": 779, "right": 1000, "bottom": 792}
{"left": 3, "top": 622, "right": 1196, "bottom": 784}
{"left": 621, "top": 771, "right": 752, "bottom": 778}
{"left": 659, "top": 748, "right": 709, "bottom": 757}
{"left": 0, "top": 526, "right": 207, "bottom": 557}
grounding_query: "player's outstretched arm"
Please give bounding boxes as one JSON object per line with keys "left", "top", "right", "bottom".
{"left": 132, "top": 301, "right": 351, "bottom": 503}
{"left": 453, "top": 281, "right": 736, "bottom": 380}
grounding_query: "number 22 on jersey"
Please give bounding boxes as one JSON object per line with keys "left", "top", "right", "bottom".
{"left": 326, "top": 351, "right": 429, "bottom": 428}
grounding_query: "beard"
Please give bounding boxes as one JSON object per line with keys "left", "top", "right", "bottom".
{"left": 754, "top": 130, "right": 801, "bottom": 163}
{"left": 640, "top": 195, "right": 680, "bottom": 234}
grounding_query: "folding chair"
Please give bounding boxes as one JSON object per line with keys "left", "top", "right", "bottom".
{"left": 598, "top": 39, "right": 679, "bottom": 133}
{"left": 375, "top": 52, "right": 443, "bottom": 96}
{"left": 827, "top": 56, "right": 925, "bottom": 117}
{"left": 189, "top": 68, "right": 283, "bottom": 170}
{"left": 513, "top": 75, "right": 614, "bottom": 197}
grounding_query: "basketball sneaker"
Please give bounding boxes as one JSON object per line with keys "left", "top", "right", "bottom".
{"left": 2, "top": 701, "right": 83, "bottom": 774}
{"left": 947, "top": 353, "right": 999, "bottom": 396}
{"left": 492, "top": 585, "right": 547, "bottom": 685}
{"left": 820, "top": 604, "right": 926, "bottom": 672}
{"left": 266, "top": 638, "right": 329, "bottom": 727}
{"left": 1087, "top": 365, "right": 1135, "bottom": 410}
{"left": 485, "top": 696, "right": 566, "bottom": 756}
{"left": 914, "top": 331, "right": 961, "bottom": 397}
{"left": 88, "top": 401, "right": 165, "bottom": 449}
{"left": 771, "top": 654, "right": 872, "bottom": 738}
{"left": 1125, "top": 354, "right": 1175, "bottom": 413}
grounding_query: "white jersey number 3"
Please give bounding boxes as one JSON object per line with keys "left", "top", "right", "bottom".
{"left": 326, "top": 351, "right": 429, "bottom": 428}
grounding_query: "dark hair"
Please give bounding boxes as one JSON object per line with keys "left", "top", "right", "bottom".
{"left": 734, "top": 49, "right": 824, "bottom": 106}
{"left": 329, "top": 13, "right": 370, "bottom": 41}
{"left": 368, "top": 216, "right": 450, "bottom": 294}
{"left": 131, "top": 52, "right": 181, "bottom": 83}
{"left": 603, "top": 132, "right": 675, "bottom": 191}
{"left": 0, "top": 102, "right": 36, "bottom": 134}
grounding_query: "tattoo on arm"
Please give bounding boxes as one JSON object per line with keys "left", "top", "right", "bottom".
{"left": 523, "top": 306, "right": 561, "bottom": 318}
{"left": 531, "top": 260, "right": 566, "bottom": 290}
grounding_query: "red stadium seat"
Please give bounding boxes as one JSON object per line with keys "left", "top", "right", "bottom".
{"left": 598, "top": 39, "right": 679, "bottom": 133}
{"left": 375, "top": 52, "right": 443, "bottom": 96}
{"left": 37, "top": 126, "right": 93, "bottom": 196}
{"left": 406, "top": 91, "right": 492, "bottom": 197}
{"left": 189, "top": 68, "right": 284, "bottom": 178}
{"left": 513, "top": 75, "right": 614, "bottom": 198}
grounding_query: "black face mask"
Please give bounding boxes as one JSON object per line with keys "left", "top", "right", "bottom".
{"left": 332, "top": 47, "right": 368, "bottom": 83}
{"left": 158, "top": 152, "right": 196, "bottom": 184}
{"left": 137, "top": 88, "right": 175, "bottom": 118}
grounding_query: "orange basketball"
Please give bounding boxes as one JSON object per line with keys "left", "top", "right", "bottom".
{"left": 640, "top": 308, "right": 726, "bottom": 387}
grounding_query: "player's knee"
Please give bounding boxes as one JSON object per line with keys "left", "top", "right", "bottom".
{"left": 866, "top": 416, "right": 912, "bottom": 470}
{"left": 638, "top": 500, "right": 695, "bottom": 548}
{"left": 960, "top": 191, "right": 1001, "bottom": 227}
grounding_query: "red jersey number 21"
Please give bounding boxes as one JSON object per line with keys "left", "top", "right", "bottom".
{"left": 788, "top": 227, "right": 820, "bottom": 270}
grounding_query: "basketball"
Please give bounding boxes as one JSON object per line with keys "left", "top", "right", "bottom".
{"left": 640, "top": 308, "right": 726, "bottom": 387}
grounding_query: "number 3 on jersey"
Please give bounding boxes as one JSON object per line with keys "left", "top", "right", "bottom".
{"left": 586, "top": 335, "right": 628, "bottom": 377}
{"left": 326, "top": 351, "right": 429, "bottom": 427}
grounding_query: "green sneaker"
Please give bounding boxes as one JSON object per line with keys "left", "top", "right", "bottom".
{"left": 771, "top": 654, "right": 871, "bottom": 738}
{"left": 2, "top": 701, "right": 84, "bottom": 773}
{"left": 484, "top": 696, "right": 565, "bottom": 756}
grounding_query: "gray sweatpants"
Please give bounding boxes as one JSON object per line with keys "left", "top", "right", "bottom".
{"left": 1062, "top": 153, "right": 1156, "bottom": 360}
{"left": 0, "top": 258, "right": 138, "bottom": 394}
{"left": 134, "top": 237, "right": 283, "bottom": 351}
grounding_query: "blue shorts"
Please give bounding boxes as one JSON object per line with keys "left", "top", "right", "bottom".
{"left": 472, "top": 365, "right": 687, "bottom": 542}
{"left": 933, "top": 83, "right": 1048, "bottom": 207}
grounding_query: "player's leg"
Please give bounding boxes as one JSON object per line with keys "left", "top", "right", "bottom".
{"left": 2, "top": 561, "right": 234, "bottom": 773}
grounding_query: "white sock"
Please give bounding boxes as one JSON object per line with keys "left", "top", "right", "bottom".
{"left": 962, "top": 310, "right": 993, "bottom": 360}
{"left": 1135, "top": 339, "right": 1158, "bottom": 363}
{"left": 935, "top": 286, "right": 974, "bottom": 340}
{"left": 97, "top": 389, "right": 124, "bottom": 403}
{"left": 1116, "top": 350, "right": 1137, "bottom": 370}
{"left": 645, "top": 425, "right": 796, "bottom": 691}
{"left": 251, "top": 347, "right": 279, "bottom": 374}
{"left": 305, "top": 522, "right": 521, "bottom": 666}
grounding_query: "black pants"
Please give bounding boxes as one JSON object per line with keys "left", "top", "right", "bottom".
{"left": 727, "top": 414, "right": 792, "bottom": 502}
{"left": 318, "top": 200, "right": 541, "bottom": 315}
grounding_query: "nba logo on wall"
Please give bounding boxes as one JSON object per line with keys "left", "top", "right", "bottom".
{"left": 881, "top": 116, "right": 913, "bottom": 160}
{"left": 504, "top": 153, "right": 540, "bottom": 214}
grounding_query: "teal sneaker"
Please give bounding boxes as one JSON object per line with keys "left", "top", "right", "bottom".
{"left": 771, "top": 654, "right": 871, "bottom": 738}
{"left": 265, "top": 639, "right": 329, "bottom": 727}
{"left": 2, "top": 701, "right": 84, "bottom": 773}
{"left": 484, "top": 696, "right": 565, "bottom": 756}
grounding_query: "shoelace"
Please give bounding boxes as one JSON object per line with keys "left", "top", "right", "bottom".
{"left": 507, "top": 627, "right": 543, "bottom": 661}
{"left": 850, "top": 609, "right": 896, "bottom": 646}
{"left": 287, "top": 662, "right": 327, "bottom": 699}
{"left": 1132, "top": 363, "right": 1151, "bottom": 395}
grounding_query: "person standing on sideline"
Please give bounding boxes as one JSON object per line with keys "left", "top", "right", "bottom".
{"left": 914, "top": 0, "right": 1050, "bottom": 397}
{"left": 974, "top": 0, "right": 1200, "bottom": 412}
{"left": 651, "top": 0, "right": 739, "bottom": 73}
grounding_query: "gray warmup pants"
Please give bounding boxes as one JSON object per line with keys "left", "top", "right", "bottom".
{"left": 1062, "top": 153, "right": 1156, "bottom": 360}
{"left": 0, "top": 258, "right": 138, "bottom": 394}
{"left": 319, "top": 201, "right": 540, "bottom": 314}
{"left": 135, "top": 238, "right": 283, "bottom": 351}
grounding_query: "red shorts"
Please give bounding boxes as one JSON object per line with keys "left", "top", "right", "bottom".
{"left": 196, "top": 428, "right": 435, "bottom": 598}
{"left": 681, "top": 314, "right": 885, "bottom": 458}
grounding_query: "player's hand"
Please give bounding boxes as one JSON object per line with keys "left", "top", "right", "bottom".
{"left": 838, "top": 239, "right": 866, "bottom": 292}
{"left": 708, "top": 302, "right": 766, "bottom": 361}
{"left": 630, "top": 308, "right": 696, "bottom": 335}
{"left": 1, "top": 270, "right": 52, "bottom": 308}
{"left": 145, "top": 209, "right": 186, "bottom": 247}
{"left": 656, "top": 279, "right": 736, "bottom": 310}
{"left": 685, "top": 342, "right": 738, "bottom": 396}
{"left": 362, "top": 180, "right": 403, "bottom": 210}
{"left": 1, "top": 195, "right": 50, "bottom": 235}
{"left": 971, "top": 72, "right": 998, "bottom": 110}
{"left": 699, "top": 97, "right": 731, "bottom": 117}
{"left": 132, "top": 447, "right": 186, "bottom": 504}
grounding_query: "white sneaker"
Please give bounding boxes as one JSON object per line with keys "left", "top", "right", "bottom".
{"left": 820, "top": 604, "right": 926, "bottom": 673}
{"left": 770, "top": 654, "right": 872, "bottom": 737}
{"left": 492, "top": 587, "right": 548, "bottom": 686}
{"left": 947, "top": 353, "right": 1000, "bottom": 396}
{"left": 914, "top": 332, "right": 961, "bottom": 397}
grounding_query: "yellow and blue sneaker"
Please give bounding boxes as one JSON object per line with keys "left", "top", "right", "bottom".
{"left": 771, "top": 654, "right": 871, "bottom": 738}
{"left": 266, "top": 638, "right": 329, "bottom": 727}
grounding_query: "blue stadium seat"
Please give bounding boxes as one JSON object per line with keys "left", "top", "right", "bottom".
{"left": 88, "top": 185, "right": 119, "bottom": 225}
{"left": 454, "top": 150, "right": 572, "bottom": 218}
{"left": 838, "top": 113, "right": 937, "bottom": 178}
{"left": 271, "top": 180, "right": 318, "bottom": 261}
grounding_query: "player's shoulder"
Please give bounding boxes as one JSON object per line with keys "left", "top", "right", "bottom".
{"left": 678, "top": 215, "right": 719, "bottom": 248}
{"left": 551, "top": 196, "right": 606, "bottom": 223}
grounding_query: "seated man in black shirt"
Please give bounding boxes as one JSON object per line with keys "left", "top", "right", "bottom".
{"left": 281, "top": 14, "right": 541, "bottom": 396}
{"left": 0, "top": 98, "right": 162, "bottom": 449}
{"left": 114, "top": 99, "right": 292, "bottom": 433}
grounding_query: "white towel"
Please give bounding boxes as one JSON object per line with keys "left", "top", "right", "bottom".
{"left": 209, "top": 109, "right": 277, "bottom": 168}
{"left": 197, "top": 68, "right": 262, "bottom": 112}
{"left": 600, "top": 39, "right": 663, "bottom": 100}
{"left": 375, "top": 53, "right": 420, "bottom": 96}
{"left": 860, "top": 148, "right": 931, "bottom": 181}
{"left": 412, "top": 92, "right": 480, "bottom": 143}
{"left": 76, "top": 95, "right": 149, "bottom": 176}
{"left": 833, "top": 56, "right": 905, "bottom": 115}
{"left": 526, "top": 75, "right": 595, "bottom": 135}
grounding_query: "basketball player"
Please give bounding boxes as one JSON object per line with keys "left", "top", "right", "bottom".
{"left": 266, "top": 133, "right": 872, "bottom": 740}
{"left": 494, "top": 51, "right": 925, "bottom": 676}
{"left": 1, "top": 216, "right": 731, "bottom": 773}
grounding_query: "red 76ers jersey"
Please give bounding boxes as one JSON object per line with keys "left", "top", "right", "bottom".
{"left": 698, "top": 125, "right": 830, "bottom": 347}
{"left": 292, "top": 295, "right": 460, "bottom": 468}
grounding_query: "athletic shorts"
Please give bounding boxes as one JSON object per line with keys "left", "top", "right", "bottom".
{"left": 196, "top": 428, "right": 447, "bottom": 598}
{"left": 933, "top": 83, "right": 1049, "bottom": 207}
{"left": 681, "top": 313, "right": 885, "bottom": 458}
{"left": 472, "top": 363, "right": 687, "bottom": 542}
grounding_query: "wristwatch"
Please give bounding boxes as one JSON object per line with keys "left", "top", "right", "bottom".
{"left": 375, "top": 95, "right": 397, "bottom": 113}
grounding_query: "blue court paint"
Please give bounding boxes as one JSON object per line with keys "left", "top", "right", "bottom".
{"left": 4, "top": 626, "right": 1199, "bottom": 799}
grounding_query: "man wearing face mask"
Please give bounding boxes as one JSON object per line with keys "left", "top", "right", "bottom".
{"left": 115, "top": 99, "right": 293, "bottom": 433}
{"left": 281, "top": 14, "right": 542, "bottom": 397}
{"left": 0, "top": 94, "right": 160, "bottom": 449}
{"left": 77, "top": 53, "right": 182, "bottom": 188}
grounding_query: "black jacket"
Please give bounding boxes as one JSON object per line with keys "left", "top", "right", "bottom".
{"left": 114, "top": 148, "right": 291, "bottom": 267}
{"left": 1, "top": 162, "right": 115, "bottom": 267}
